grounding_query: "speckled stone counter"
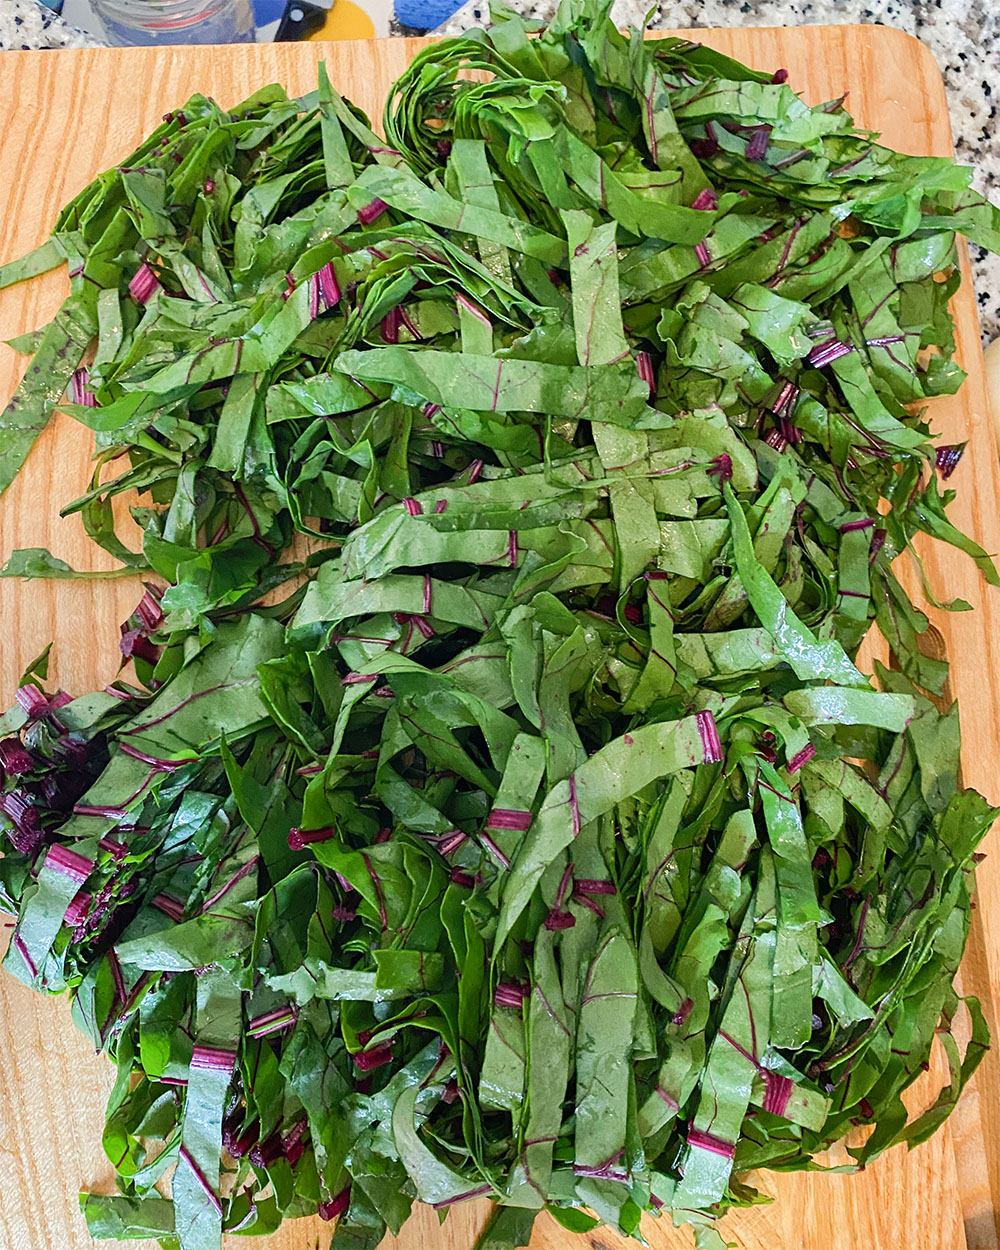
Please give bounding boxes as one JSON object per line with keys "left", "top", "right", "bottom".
{"left": 0, "top": 1, "right": 98, "bottom": 48}
{"left": 435, "top": 0, "right": 1000, "bottom": 344}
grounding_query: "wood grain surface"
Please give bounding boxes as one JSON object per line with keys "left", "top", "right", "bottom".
{"left": 0, "top": 23, "right": 998, "bottom": 1250}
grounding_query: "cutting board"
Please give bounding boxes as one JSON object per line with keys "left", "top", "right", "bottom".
{"left": 1, "top": 23, "right": 1000, "bottom": 1250}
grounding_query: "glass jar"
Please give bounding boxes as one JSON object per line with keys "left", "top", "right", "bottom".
{"left": 92, "top": 0, "right": 256, "bottom": 45}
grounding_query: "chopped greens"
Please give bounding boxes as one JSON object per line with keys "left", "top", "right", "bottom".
{"left": 1, "top": 3, "right": 999, "bottom": 1250}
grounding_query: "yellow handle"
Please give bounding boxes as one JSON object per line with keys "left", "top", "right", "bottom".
{"left": 306, "top": 0, "right": 376, "bottom": 39}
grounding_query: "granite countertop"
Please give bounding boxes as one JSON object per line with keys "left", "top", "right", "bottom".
{"left": 0, "top": 0, "right": 98, "bottom": 48}
{"left": 2, "top": 0, "right": 997, "bottom": 341}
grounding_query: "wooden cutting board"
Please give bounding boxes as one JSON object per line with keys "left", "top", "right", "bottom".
{"left": 1, "top": 23, "right": 1000, "bottom": 1250}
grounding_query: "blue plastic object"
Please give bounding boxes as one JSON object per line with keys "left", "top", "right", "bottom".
{"left": 393, "top": 0, "right": 468, "bottom": 30}
{"left": 252, "top": 0, "right": 286, "bottom": 24}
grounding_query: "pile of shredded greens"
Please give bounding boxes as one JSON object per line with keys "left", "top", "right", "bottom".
{"left": 3, "top": 3, "right": 1000, "bottom": 1248}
